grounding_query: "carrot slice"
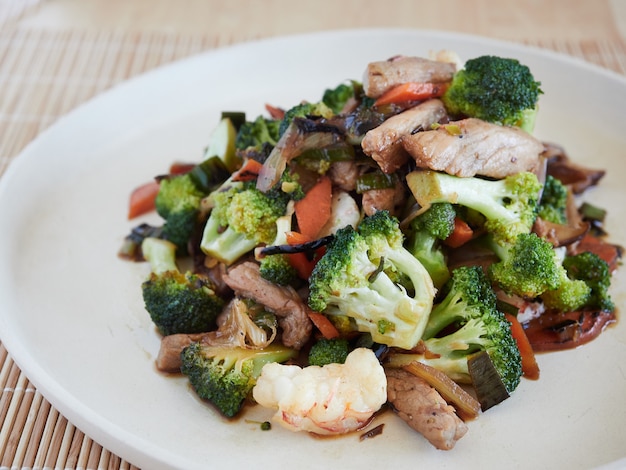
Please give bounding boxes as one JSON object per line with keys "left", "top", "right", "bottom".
{"left": 232, "top": 158, "right": 264, "bottom": 182}
{"left": 284, "top": 231, "right": 325, "bottom": 280}
{"left": 294, "top": 176, "right": 332, "bottom": 240}
{"left": 128, "top": 180, "right": 160, "bottom": 219}
{"left": 505, "top": 313, "right": 540, "bottom": 380}
{"left": 168, "top": 162, "right": 195, "bottom": 175}
{"left": 444, "top": 217, "right": 474, "bottom": 248}
{"left": 265, "top": 103, "right": 285, "bottom": 120}
{"left": 287, "top": 252, "right": 317, "bottom": 279}
{"left": 307, "top": 311, "right": 340, "bottom": 340}
{"left": 285, "top": 231, "right": 311, "bottom": 245}
{"left": 374, "top": 82, "right": 448, "bottom": 107}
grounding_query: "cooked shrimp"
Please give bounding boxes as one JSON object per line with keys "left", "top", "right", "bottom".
{"left": 252, "top": 348, "right": 387, "bottom": 435}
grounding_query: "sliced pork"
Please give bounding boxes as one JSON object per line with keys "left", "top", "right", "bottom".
{"left": 363, "top": 56, "right": 456, "bottom": 99}
{"left": 401, "top": 118, "right": 544, "bottom": 178}
{"left": 386, "top": 368, "right": 468, "bottom": 450}
{"left": 361, "top": 183, "right": 406, "bottom": 217}
{"left": 361, "top": 99, "right": 448, "bottom": 174}
{"left": 222, "top": 261, "right": 312, "bottom": 349}
{"left": 156, "top": 333, "right": 205, "bottom": 372}
{"left": 328, "top": 160, "right": 359, "bottom": 192}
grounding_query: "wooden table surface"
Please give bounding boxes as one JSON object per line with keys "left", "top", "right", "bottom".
{"left": 1, "top": 1, "right": 625, "bottom": 468}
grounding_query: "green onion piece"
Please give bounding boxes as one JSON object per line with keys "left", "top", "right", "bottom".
{"left": 356, "top": 170, "right": 398, "bottom": 193}
{"left": 579, "top": 202, "right": 606, "bottom": 224}
{"left": 467, "top": 351, "right": 510, "bottom": 412}
{"left": 188, "top": 156, "right": 231, "bottom": 193}
{"left": 295, "top": 145, "right": 355, "bottom": 173}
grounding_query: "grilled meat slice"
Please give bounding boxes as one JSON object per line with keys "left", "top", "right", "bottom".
{"left": 386, "top": 367, "right": 468, "bottom": 450}
{"left": 222, "top": 261, "right": 312, "bottom": 349}
{"left": 363, "top": 56, "right": 456, "bottom": 99}
{"left": 362, "top": 99, "right": 448, "bottom": 174}
{"left": 401, "top": 118, "right": 544, "bottom": 178}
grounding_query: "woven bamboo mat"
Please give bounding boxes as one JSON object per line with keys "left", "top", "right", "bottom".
{"left": 1, "top": 19, "right": 625, "bottom": 470}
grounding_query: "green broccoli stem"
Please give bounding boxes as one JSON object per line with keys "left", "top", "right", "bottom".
{"left": 416, "top": 172, "right": 516, "bottom": 225}
{"left": 382, "top": 247, "right": 436, "bottom": 307}
{"left": 426, "top": 318, "right": 489, "bottom": 357}
{"left": 203, "top": 117, "right": 240, "bottom": 173}
{"left": 422, "top": 288, "right": 468, "bottom": 340}
{"left": 406, "top": 230, "right": 450, "bottom": 289}
{"left": 200, "top": 214, "right": 258, "bottom": 265}
{"left": 142, "top": 237, "right": 178, "bottom": 274}
{"left": 406, "top": 170, "right": 541, "bottom": 245}
{"left": 518, "top": 106, "right": 539, "bottom": 134}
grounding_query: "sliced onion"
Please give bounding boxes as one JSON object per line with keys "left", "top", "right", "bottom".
{"left": 205, "top": 298, "right": 276, "bottom": 349}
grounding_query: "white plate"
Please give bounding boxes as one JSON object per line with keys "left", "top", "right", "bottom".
{"left": 1, "top": 29, "right": 625, "bottom": 470}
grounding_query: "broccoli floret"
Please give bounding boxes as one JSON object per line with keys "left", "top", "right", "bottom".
{"left": 405, "top": 203, "right": 456, "bottom": 289}
{"left": 180, "top": 342, "right": 296, "bottom": 417}
{"left": 259, "top": 253, "right": 298, "bottom": 287}
{"left": 540, "top": 267, "right": 592, "bottom": 312}
{"left": 488, "top": 232, "right": 560, "bottom": 298}
{"left": 359, "top": 210, "right": 437, "bottom": 305}
{"left": 200, "top": 181, "right": 254, "bottom": 264}
{"left": 236, "top": 115, "right": 281, "bottom": 151}
{"left": 153, "top": 157, "right": 230, "bottom": 253}
{"left": 278, "top": 101, "right": 334, "bottom": 136}
{"left": 322, "top": 82, "right": 357, "bottom": 114}
{"left": 154, "top": 173, "right": 207, "bottom": 253}
{"left": 141, "top": 237, "right": 225, "bottom": 336}
{"left": 308, "top": 337, "right": 350, "bottom": 366}
{"left": 308, "top": 211, "right": 435, "bottom": 350}
{"left": 406, "top": 170, "right": 542, "bottom": 245}
{"left": 562, "top": 251, "right": 614, "bottom": 312}
{"left": 442, "top": 55, "right": 543, "bottom": 132}
{"left": 416, "top": 266, "right": 522, "bottom": 393}
{"left": 258, "top": 210, "right": 299, "bottom": 286}
{"left": 200, "top": 178, "right": 294, "bottom": 265}
{"left": 538, "top": 175, "right": 568, "bottom": 224}
{"left": 229, "top": 187, "right": 288, "bottom": 239}
{"left": 488, "top": 233, "right": 591, "bottom": 311}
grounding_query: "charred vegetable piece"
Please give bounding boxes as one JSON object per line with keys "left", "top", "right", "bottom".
{"left": 118, "top": 223, "right": 164, "bottom": 261}
{"left": 259, "top": 235, "right": 333, "bottom": 256}
{"left": 467, "top": 351, "right": 510, "bottom": 411}
{"left": 355, "top": 169, "right": 399, "bottom": 193}
{"left": 187, "top": 156, "right": 231, "bottom": 193}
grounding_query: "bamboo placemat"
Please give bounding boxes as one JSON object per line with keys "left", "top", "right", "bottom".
{"left": 1, "top": 18, "right": 625, "bottom": 470}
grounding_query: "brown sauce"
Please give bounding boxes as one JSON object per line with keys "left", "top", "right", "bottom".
{"left": 523, "top": 309, "right": 616, "bottom": 352}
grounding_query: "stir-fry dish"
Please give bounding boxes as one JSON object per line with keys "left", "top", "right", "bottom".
{"left": 119, "top": 52, "right": 621, "bottom": 450}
